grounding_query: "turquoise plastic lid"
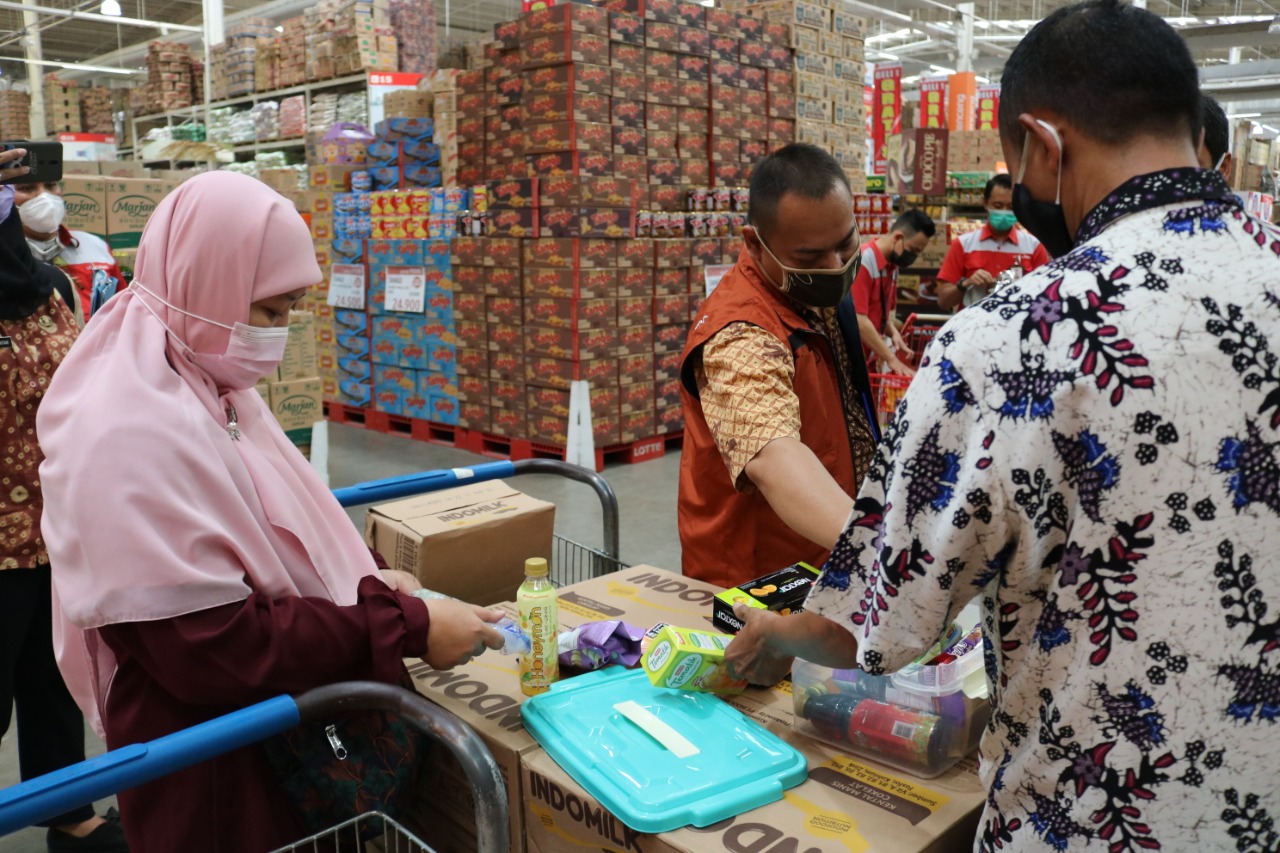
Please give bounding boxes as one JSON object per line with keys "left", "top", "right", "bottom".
{"left": 521, "top": 667, "right": 807, "bottom": 833}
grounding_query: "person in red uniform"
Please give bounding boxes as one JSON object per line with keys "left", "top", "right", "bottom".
{"left": 14, "top": 179, "right": 124, "bottom": 319}
{"left": 848, "top": 208, "right": 935, "bottom": 375}
{"left": 679, "top": 144, "right": 880, "bottom": 589}
{"left": 934, "top": 173, "right": 1051, "bottom": 311}
{"left": 36, "top": 172, "right": 507, "bottom": 853}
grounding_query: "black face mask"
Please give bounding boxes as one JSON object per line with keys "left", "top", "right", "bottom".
{"left": 1012, "top": 120, "right": 1075, "bottom": 258}
{"left": 888, "top": 248, "right": 918, "bottom": 269}
{"left": 755, "top": 231, "right": 860, "bottom": 309}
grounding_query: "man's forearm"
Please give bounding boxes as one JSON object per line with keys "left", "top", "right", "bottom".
{"left": 745, "top": 436, "right": 854, "bottom": 550}
{"left": 856, "top": 313, "right": 895, "bottom": 366}
{"left": 936, "top": 279, "right": 962, "bottom": 311}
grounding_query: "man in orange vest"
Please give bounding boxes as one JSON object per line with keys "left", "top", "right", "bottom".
{"left": 679, "top": 144, "right": 880, "bottom": 588}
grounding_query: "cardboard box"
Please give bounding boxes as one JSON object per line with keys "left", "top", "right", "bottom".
{"left": 365, "top": 480, "right": 554, "bottom": 605}
{"left": 522, "top": 32, "right": 611, "bottom": 68}
{"left": 60, "top": 175, "right": 108, "bottom": 239}
{"left": 278, "top": 312, "right": 318, "bottom": 379}
{"left": 712, "top": 561, "right": 821, "bottom": 634}
{"left": 523, "top": 237, "right": 617, "bottom": 269}
{"left": 523, "top": 267, "right": 619, "bottom": 299}
{"left": 525, "top": 355, "right": 618, "bottom": 390}
{"left": 523, "top": 63, "right": 613, "bottom": 97}
{"left": 522, "top": 737, "right": 985, "bottom": 853}
{"left": 105, "top": 178, "right": 172, "bottom": 250}
{"left": 524, "top": 326, "right": 618, "bottom": 360}
{"left": 266, "top": 377, "right": 322, "bottom": 444}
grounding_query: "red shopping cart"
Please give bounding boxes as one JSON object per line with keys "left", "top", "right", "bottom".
{"left": 898, "top": 312, "right": 950, "bottom": 367}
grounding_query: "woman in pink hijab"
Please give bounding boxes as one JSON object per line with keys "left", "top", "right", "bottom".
{"left": 37, "top": 171, "right": 505, "bottom": 852}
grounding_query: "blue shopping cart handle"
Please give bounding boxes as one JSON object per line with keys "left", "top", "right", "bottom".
{"left": 0, "top": 695, "right": 300, "bottom": 836}
{"left": 331, "top": 460, "right": 516, "bottom": 507}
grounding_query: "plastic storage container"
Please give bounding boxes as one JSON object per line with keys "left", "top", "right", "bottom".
{"left": 791, "top": 638, "right": 991, "bottom": 779}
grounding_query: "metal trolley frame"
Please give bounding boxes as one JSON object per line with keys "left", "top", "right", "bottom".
{"left": 1, "top": 458, "right": 625, "bottom": 851}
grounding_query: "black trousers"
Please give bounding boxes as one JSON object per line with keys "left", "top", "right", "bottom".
{"left": 0, "top": 565, "right": 95, "bottom": 827}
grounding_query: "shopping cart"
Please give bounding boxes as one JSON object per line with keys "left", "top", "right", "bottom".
{"left": 0, "top": 681, "right": 508, "bottom": 852}
{"left": 898, "top": 312, "right": 950, "bottom": 366}
{"left": 332, "top": 457, "right": 627, "bottom": 584}
{"left": 1, "top": 458, "right": 623, "bottom": 850}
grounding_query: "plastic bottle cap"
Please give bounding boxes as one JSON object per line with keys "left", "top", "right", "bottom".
{"left": 524, "top": 557, "right": 549, "bottom": 577}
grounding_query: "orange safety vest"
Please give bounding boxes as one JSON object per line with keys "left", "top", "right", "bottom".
{"left": 678, "top": 248, "right": 873, "bottom": 589}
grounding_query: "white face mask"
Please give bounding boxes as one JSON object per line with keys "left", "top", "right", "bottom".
{"left": 19, "top": 191, "right": 66, "bottom": 235}
{"left": 26, "top": 235, "right": 62, "bottom": 262}
{"left": 131, "top": 282, "right": 290, "bottom": 391}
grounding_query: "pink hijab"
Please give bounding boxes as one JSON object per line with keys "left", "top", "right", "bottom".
{"left": 38, "top": 171, "right": 379, "bottom": 735}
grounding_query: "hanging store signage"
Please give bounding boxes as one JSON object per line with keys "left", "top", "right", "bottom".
{"left": 976, "top": 83, "right": 1001, "bottom": 131}
{"left": 872, "top": 63, "right": 902, "bottom": 176}
{"left": 947, "top": 71, "right": 977, "bottom": 132}
{"left": 920, "top": 76, "right": 948, "bottom": 129}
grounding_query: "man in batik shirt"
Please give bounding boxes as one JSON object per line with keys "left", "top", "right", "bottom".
{"left": 726, "top": 2, "right": 1280, "bottom": 850}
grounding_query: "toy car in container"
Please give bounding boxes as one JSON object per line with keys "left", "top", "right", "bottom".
{"left": 791, "top": 631, "right": 991, "bottom": 779}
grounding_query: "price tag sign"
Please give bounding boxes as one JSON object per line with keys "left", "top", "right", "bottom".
{"left": 385, "top": 266, "right": 427, "bottom": 313}
{"left": 327, "top": 264, "right": 366, "bottom": 310}
{"left": 367, "top": 71, "right": 425, "bottom": 126}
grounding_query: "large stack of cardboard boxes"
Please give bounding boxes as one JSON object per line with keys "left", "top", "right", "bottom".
{"left": 725, "top": 0, "right": 868, "bottom": 189}
{"left": 43, "top": 75, "right": 82, "bottom": 135}
{"left": 416, "top": 0, "right": 851, "bottom": 451}
{"left": 79, "top": 86, "right": 115, "bottom": 135}
{"left": 137, "top": 42, "right": 195, "bottom": 114}
{"left": 0, "top": 89, "right": 31, "bottom": 139}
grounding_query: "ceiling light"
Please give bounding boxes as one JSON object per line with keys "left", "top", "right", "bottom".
{"left": 1262, "top": 124, "right": 1279, "bottom": 134}
{"left": 100, "top": 0, "right": 122, "bottom": 16}
{"left": 13, "top": 57, "right": 141, "bottom": 74}
{"left": 1269, "top": 15, "right": 1280, "bottom": 35}
{"left": 1230, "top": 112, "right": 1262, "bottom": 118}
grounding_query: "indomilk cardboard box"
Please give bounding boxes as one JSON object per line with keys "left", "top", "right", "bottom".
{"left": 403, "top": 567, "right": 793, "bottom": 853}
{"left": 522, "top": 738, "right": 984, "bottom": 853}
{"left": 60, "top": 176, "right": 108, "bottom": 240}
{"left": 365, "top": 480, "right": 554, "bottom": 605}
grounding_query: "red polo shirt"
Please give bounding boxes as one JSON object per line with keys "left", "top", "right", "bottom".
{"left": 938, "top": 224, "right": 1051, "bottom": 288}
{"left": 851, "top": 239, "right": 896, "bottom": 366}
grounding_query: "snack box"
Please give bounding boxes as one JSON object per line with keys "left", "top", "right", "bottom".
{"left": 791, "top": 628, "right": 992, "bottom": 779}
{"left": 640, "top": 623, "right": 747, "bottom": 694}
{"left": 713, "top": 562, "right": 821, "bottom": 634}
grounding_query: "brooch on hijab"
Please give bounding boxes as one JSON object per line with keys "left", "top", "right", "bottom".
{"left": 225, "top": 404, "right": 242, "bottom": 441}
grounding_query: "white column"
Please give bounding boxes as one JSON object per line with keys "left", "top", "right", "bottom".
{"left": 22, "top": 0, "right": 45, "bottom": 138}
{"left": 956, "top": 2, "right": 975, "bottom": 74}
{"left": 201, "top": 0, "right": 223, "bottom": 118}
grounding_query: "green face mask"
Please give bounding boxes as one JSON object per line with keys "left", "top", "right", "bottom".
{"left": 988, "top": 209, "right": 1017, "bottom": 232}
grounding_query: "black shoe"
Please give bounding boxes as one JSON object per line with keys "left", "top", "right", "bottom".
{"left": 46, "top": 808, "right": 130, "bottom": 853}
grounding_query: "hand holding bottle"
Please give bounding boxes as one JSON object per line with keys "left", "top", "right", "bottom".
{"left": 418, "top": 596, "right": 508, "bottom": 670}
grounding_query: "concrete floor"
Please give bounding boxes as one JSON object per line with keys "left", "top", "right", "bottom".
{"left": 0, "top": 422, "right": 684, "bottom": 852}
